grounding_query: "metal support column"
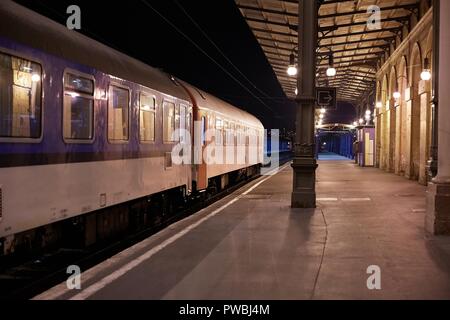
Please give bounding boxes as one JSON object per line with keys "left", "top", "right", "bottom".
{"left": 291, "top": 0, "right": 318, "bottom": 208}
{"left": 425, "top": 0, "right": 450, "bottom": 235}
{"left": 427, "top": 0, "right": 439, "bottom": 179}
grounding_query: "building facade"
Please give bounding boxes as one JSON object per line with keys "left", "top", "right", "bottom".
{"left": 374, "top": 0, "right": 450, "bottom": 235}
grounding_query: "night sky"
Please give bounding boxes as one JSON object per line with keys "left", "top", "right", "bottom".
{"left": 13, "top": 0, "right": 356, "bottom": 130}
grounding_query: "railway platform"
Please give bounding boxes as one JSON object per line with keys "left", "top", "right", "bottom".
{"left": 35, "top": 157, "right": 450, "bottom": 300}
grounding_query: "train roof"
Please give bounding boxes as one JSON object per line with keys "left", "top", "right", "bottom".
{"left": 178, "top": 80, "right": 264, "bottom": 130}
{"left": 0, "top": 0, "right": 190, "bottom": 102}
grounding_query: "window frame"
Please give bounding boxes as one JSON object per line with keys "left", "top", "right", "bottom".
{"left": 138, "top": 91, "right": 157, "bottom": 144}
{"left": 0, "top": 47, "right": 44, "bottom": 144}
{"left": 179, "top": 103, "right": 188, "bottom": 143}
{"left": 226, "top": 121, "right": 235, "bottom": 146}
{"left": 185, "top": 105, "right": 192, "bottom": 145}
{"left": 174, "top": 102, "right": 180, "bottom": 142}
{"left": 201, "top": 115, "right": 206, "bottom": 146}
{"left": 215, "top": 117, "right": 223, "bottom": 146}
{"left": 107, "top": 82, "right": 131, "bottom": 144}
{"left": 162, "top": 99, "right": 177, "bottom": 144}
{"left": 62, "top": 68, "right": 96, "bottom": 144}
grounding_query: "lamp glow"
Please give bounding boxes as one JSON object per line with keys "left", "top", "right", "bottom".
{"left": 319, "top": 114, "right": 324, "bottom": 119}
{"left": 320, "top": 108, "right": 326, "bottom": 114}
{"left": 326, "top": 67, "right": 336, "bottom": 77}
{"left": 393, "top": 91, "right": 401, "bottom": 99}
{"left": 295, "top": 87, "right": 298, "bottom": 95}
{"left": 421, "top": 70, "right": 431, "bottom": 81}
{"left": 359, "top": 118, "right": 364, "bottom": 124}
{"left": 326, "top": 54, "right": 336, "bottom": 77}
{"left": 421, "top": 57, "right": 432, "bottom": 81}
{"left": 31, "top": 73, "right": 41, "bottom": 82}
{"left": 376, "top": 101, "right": 382, "bottom": 108}
{"left": 287, "top": 66, "right": 298, "bottom": 76}
{"left": 287, "top": 53, "right": 297, "bottom": 76}
{"left": 353, "top": 121, "right": 358, "bottom": 126}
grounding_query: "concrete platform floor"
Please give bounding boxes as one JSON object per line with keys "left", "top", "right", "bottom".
{"left": 36, "top": 160, "right": 450, "bottom": 300}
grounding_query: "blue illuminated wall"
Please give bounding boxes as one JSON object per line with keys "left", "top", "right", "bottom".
{"left": 316, "top": 131, "right": 355, "bottom": 159}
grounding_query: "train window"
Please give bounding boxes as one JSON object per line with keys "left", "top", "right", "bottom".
{"left": 226, "top": 122, "right": 235, "bottom": 146}
{"left": 252, "top": 129, "right": 257, "bottom": 146}
{"left": 63, "top": 72, "right": 94, "bottom": 141}
{"left": 0, "top": 52, "right": 42, "bottom": 139}
{"left": 224, "top": 121, "right": 229, "bottom": 146}
{"left": 186, "top": 108, "right": 192, "bottom": 143}
{"left": 223, "top": 120, "right": 228, "bottom": 145}
{"left": 175, "top": 104, "right": 180, "bottom": 142}
{"left": 215, "top": 118, "right": 223, "bottom": 145}
{"left": 237, "top": 125, "right": 245, "bottom": 145}
{"left": 163, "top": 101, "right": 175, "bottom": 142}
{"left": 201, "top": 116, "right": 206, "bottom": 146}
{"left": 108, "top": 85, "right": 129, "bottom": 141}
{"left": 179, "top": 104, "right": 187, "bottom": 143}
{"left": 243, "top": 127, "right": 248, "bottom": 145}
{"left": 139, "top": 93, "right": 155, "bottom": 142}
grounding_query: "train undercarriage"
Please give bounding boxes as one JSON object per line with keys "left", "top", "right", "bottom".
{"left": 0, "top": 164, "right": 261, "bottom": 261}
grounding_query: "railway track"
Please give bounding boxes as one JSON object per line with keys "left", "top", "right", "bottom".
{"left": 0, "top": 153, "right": 292, "bottom": 300}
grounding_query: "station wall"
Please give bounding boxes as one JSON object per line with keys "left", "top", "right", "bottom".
{"left": 374, "top": 2, "right": 433, "bottom": 186}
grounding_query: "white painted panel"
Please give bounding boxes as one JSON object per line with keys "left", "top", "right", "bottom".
{"left": 0, "top": 157, "right": 190, "bottom": 237}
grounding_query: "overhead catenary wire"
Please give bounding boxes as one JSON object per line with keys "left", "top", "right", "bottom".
{"left": 34, "top": 1, "right": 287, "bottom": 114}
{"left": 174, "top": 0, "right": 281, "bottom": 102}
{"left": 139, "top": 0, "right": 279, "bottom": 115}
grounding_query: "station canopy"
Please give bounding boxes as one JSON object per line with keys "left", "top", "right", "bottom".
{"left": 236, "top": 0, "right": 420, "bottom": 102}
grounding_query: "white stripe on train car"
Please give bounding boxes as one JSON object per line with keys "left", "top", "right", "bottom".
{"left": 0, "top": 156, "right": 190, "bottom": 239}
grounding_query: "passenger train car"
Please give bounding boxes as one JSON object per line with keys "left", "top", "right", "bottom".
{"left": 0, "top": 1, "right": 264, "bottom": 256}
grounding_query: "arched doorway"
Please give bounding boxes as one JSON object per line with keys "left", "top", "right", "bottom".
{"left": 388, "top": 67, "right": 397, "bottom": 172}
{"left": 380, "top": 74, "right": 389, "bottom": 170}
{"left": 408, "top": 43, "right": 422, "bottom": 180}
{"left": 397, "top": 56, "right": 408, "bottom": 176}
{"left": 418, "top": 28, "right": 434, "bottom": 185}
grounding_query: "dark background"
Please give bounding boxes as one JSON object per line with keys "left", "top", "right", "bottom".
{"left": 13, "top": 0, "right": 356, "bottom": 130}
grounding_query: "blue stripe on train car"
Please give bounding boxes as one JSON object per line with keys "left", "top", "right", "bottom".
{"left": 0, "top": 37, "right": 171, "bottom": 168}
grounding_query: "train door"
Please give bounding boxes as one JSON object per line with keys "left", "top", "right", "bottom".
{"left": 228, "top": 122, "right": 235, "bottom": 165}
{"left": 236, "top": 124, "right": 243, "bottom": 165}
{"left": 215, "top": 118, "right": 224, "bottom": 165}
{"left": 197, "top": 113, "right": 208, "bottom": 190}
{"left": 223, "top": 120, "right": 228, "bottom": 166}
{"left": 180, "top": 104, "right": 192, "bottom": 192}
{"left": 245, "top": 127, "right": 249, "bottom": 165}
